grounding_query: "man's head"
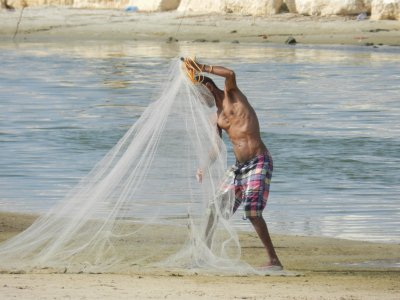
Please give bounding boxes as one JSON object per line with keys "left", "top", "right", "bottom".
{"left": 195, "top": 75, "right": 218, "bottom": 93}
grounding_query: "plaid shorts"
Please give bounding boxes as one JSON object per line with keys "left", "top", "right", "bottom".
{"left": 228, "top": 151, "right": 273, "bottom": 218}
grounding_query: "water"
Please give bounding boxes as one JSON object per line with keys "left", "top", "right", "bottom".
{"left": 0, "top": 41, "right": 399, "bottom": 243}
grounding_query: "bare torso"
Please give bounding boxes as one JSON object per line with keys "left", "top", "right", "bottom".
{"left": 216, "top": 88, "right": 266, "bottom": 163}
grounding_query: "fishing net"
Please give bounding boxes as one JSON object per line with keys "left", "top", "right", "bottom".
{"left": 0, "top": 58, "right": 264, "bottom": 275}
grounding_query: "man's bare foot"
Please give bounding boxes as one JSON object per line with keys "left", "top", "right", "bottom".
{"left": 259, "top": 258, "right": 283, "bottom": 271}
{"left": 258, "top": 264, "right": 283, "bottom": 271}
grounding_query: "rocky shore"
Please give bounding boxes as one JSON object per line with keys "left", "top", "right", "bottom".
{"left": 1, "top": 0, "right": 400, "bottom": 20}
{"left": 0, "top": 7, "right": 399, "bottom": 46}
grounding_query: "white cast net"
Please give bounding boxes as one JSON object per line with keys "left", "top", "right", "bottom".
{"left": 0, "top": 58, "right": 263, "bottom": 275}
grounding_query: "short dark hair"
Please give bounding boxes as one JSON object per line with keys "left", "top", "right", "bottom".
{"left": 195, "top": 75, "right": 217, "bottom": 88}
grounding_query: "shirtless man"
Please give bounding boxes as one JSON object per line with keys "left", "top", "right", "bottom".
{"left": 183, "top": 58, "right": 283, "bottom": 269}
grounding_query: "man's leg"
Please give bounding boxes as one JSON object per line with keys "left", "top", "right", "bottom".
{"left": 204, "top": 189, "right": 236, "bottom": 248}
{"left": 204, "top": 169, "right": 237, "bottom": 248}
{"left": 204, "top": 205, "right": 216, "bottom": 248}
{"left": 248, "top": 215, "right": 282, "bottom": 268}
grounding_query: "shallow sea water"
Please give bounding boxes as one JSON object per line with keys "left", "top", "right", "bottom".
{"left": 0, "top": 41, "right": 399, "bottom": 243}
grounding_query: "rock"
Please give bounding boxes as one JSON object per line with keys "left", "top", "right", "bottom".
{"left": 3, "top": 0, "right": 399, "bottom": 21}
{"left": 178, "top": 0, "right": 223, "bottom": 13}
{"left": 193, "top": 38, "right": 207, "bottom": 42}
{"left": 178, "top": 0, "right": 285, "bottom": 15}
{"left": 72, "top": 0, "right": 179, "bottom": 10}
{"left": 178, "top": 0, "right": 399, "bottom": 20}
{"left": 371, "top": 0, "right": 400, "bottom": 20}
{"left": 5, "top": 0, "right": 73, "bottom": 9}
{"left": 284, "top": 0, "right": 298, "bottom": 13}
{"left": 225, "top": 0, "right": 284, "bottom": 16}
{"left": 369, "top": 28, "right": 390, "bottom": 32}
{"left": 10, "top": 270, "right": 26, "bottom": 274}
{"left": 364, "top": 0, "right": 374, "bottom": 11}
{"left": 131, "top": 0, "right": 180, "bottom": 11}
{"left": 166, "top": 36, "right": 178, "bottom": 43}
{"left": 295, "top": 0, "right": 368, "bottom": 16}
{"left": 285, "top": 36, "right": 297, "bottom": 44}
{"left": 69, "top": 0, "right": 121, "bottom": 9}
{"left": 1, "top": 0, "right": 15, "bottom": 10}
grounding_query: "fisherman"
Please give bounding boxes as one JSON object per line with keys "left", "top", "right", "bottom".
{"left": 183, "top": 58, "right": 283, "bottom": 270}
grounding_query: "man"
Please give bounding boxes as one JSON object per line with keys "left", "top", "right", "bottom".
{"left": 183, "top": 58, "right": 283, "bottom": 270}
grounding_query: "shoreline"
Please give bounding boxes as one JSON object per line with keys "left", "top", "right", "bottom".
{"left": 1, "top": 210, "right": 399, "bottom": 272}
{"left": 0, "top": 210, "right": 399, "bottom": 299}
{"left": 0, "top": 7, "right": 399, "bottom": 46}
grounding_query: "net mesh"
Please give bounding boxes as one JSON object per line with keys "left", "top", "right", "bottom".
{"left": 0, "top": 58, "right": 265, "bottom": 275}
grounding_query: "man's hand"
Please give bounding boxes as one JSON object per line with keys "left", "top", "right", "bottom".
{"left": 196, "top": 168, "right": 203, "bottom": 183}
{"left": 182, "top": 57, "right": 204, "bottom": 73}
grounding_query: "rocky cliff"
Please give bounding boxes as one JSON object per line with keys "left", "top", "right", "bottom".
{"left": 2, "top": 0, "right": 399, "bottom": 20}
{"left": 178, "top": 0, "right": 399, "bottom": 20}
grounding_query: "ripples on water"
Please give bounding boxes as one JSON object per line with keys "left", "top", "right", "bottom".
{"left": 0, "top": 41, "right": 399, "bottom": 243}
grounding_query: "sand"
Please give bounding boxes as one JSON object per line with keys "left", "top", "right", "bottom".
{"left": 0, "top": 211, "right": 399, "bottom": 299}
{"left": 0, "top": 7, "right": 400, "bottom": 46}
{"left": 1, "top": 7, "right": 400, "bottom": 299}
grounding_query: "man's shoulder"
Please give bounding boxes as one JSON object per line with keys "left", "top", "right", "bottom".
{"left": 224, "top": 87, "right": 247, "bottom": 102}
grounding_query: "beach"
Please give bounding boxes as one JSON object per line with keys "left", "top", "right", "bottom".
{"left": 0, "top": 7, "right": 400, "bottom": 46}
{"left": 1, "top": 6, "right": 400, "bottom": 300}
{"left": 0, "top": 211, "right": 399, "bottom": 299}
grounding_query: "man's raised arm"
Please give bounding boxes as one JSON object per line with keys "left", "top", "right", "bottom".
{"left": 183, "top": 58, "right": 237, "bottom": 91}
{"left": 200, "top": 64, "right": 237, "bottom": 92}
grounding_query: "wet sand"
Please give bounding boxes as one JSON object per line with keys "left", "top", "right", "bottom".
{"left": 0, "top": 211, "right": 399, "bottom": 299}
{"left": 0, "top": 7, "right": 400, "bottom": 46}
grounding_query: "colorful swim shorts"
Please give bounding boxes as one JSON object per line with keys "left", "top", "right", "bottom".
{"left": 230, "top": 151, "right": 273, "bottom": 218}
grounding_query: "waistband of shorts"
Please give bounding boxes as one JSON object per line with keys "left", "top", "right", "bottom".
{"left": 235, "top": 150, "right": 271, "bottom": 168}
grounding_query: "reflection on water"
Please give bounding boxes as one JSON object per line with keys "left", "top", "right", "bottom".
{"left": 0, "top": 41, "right": 399, "bottom": 243}
{"left": 3, "top": 40, "right": 400, "bottom": 63}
